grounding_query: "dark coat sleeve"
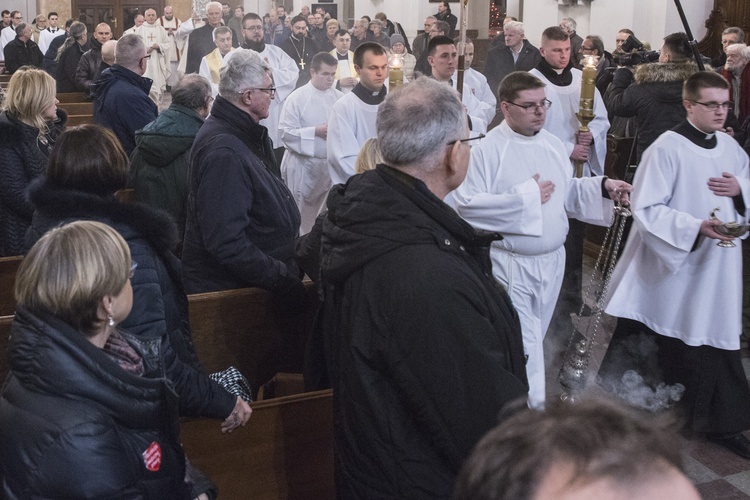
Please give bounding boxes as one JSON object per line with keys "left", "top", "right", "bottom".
{"left": 75, "top": 51, "right": 98, "bottom": 90}
{"left": 0, "top": 137, "right": 39, "bottom": 222}
{"left": 605, "top": 67, "right": 637, "bottom": 118}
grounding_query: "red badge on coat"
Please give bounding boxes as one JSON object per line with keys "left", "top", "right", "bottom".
{"left": 143, "top": 441, "right": 162, "bottom": 472}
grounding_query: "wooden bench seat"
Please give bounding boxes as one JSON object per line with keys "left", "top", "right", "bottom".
{"left": 180, "top": 389, "right": 335, "bottom": 500}
{"left": 56, "top": 92, "right": 87, "bottom": 103}
{"left": 188, "top": 283, "right": 319, "bottom": 398}
{"left": 59, "top": 102, "right": 93, "bottom": 116}
{"left": 66, "top": 114, "right": 95, "bottom": 126}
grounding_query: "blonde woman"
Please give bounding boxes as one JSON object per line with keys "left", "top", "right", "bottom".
{"left": 0, "top": 221, "right": 250, "bottom": 498}
{"left": 0, "top": 66, "right": 65, "bottom": 255}
{"left": 354, "top": 137, "right": 383, "bottom": 174}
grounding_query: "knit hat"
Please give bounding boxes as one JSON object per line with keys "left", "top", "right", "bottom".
{"left": 390, "top": 34, "right": 405, "bottom": 46}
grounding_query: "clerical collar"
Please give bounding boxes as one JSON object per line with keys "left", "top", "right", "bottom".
{"left": 536, "top": 58, "right": 573, "bottom": 86}
{"left": 290, "top": 33, "right": 304, "bottom": 43}
{"left": 242, "top": 40, "right": 265, "bottom": 52}
{"left": 336, "top": 51, "right": 348, "bottom": 60}
{"left": 673, "top": 119, "right": 717, "bottom": 149}
{"left": 352, "top": 83, "right": 387, "bottom": 105}
{"left": 49, "top": 28, "right": 57, "bottom": 32}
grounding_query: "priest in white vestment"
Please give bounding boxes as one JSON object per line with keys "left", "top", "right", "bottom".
{"left": 135, "top": 9, "right": 171, "bottom": 104}
{"left": 452, "top": 72, "right": 631, "bottom": 408}
{"left": 199, "top": 26, "right": 234, "bottom": 98}
{"left": 159, "top": 6, "right": 181, "bottom": 86}
{"left": 600, "top": 73, "right": 750, "bottom": 457}
{"left": 327, "top": 42, "right": 388, "bottom": 185}
{"left": 240, "top": 13, "right": 299, "bottom": 155}
{"left": 280, "top": 52, "right": 343, "bottom": 234}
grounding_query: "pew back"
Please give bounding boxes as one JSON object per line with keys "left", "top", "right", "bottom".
{"left": 180, "top": 389, "right": 335, "bottom": 500}
{"left": 187, "top": 283, "right": 318, "bottom": 398}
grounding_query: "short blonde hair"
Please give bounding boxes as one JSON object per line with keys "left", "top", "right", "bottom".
{"left": 1, "top": 67, "right": 57, "bottom": 137}
{"left": 16, "top": 221, "right": 132, "bottom": 336}
{"left": 355, "top": 138, "right": 383, "bottom": 174}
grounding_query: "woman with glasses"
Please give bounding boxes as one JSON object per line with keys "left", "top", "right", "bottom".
{"left": 0, "top": 66, "right": 66, "bottom": 256}
{"left": 0, "top": 220, "right": 224, "bottom": 498}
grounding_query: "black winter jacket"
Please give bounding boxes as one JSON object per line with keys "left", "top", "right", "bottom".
{"left": 483, "top": 40, "right": 542, "bottom": 96}
{"left": 2, "top": 36, "right": 43, "bottom": 73}
{"left": 182, "top": 95, "right": 301, "bottom": 294}
{"left": 56, "top": 40, "right": 89, "bottom": 92}
{"left": 0, "top": 306, "right": 192, "bottom": 499}
{"left": 75, "top": 37, "right": 104, "bottom": 94}
{"left": 606, "top": 61, "right": 698, "bottom": 163}
{"left": 321, "top": 166, "right": 529, "bottom": 499}
{"left": 24, "top": 182, "right": 233, "bottom": 395}
{"left": 0, "top": 110, "right": 66, "bottom": 256}
{"left": 92, "top": 65, "right": 158, "bottom": 154}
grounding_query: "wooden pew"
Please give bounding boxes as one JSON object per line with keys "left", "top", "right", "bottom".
{"left": 56, "top": 92, "right": 87, "bottom": 103}
{"left": 59, "top": 102, "right": 93, "bottom": 116}
{"left": 66, "top": 115, "right": 95, "bottom": 126}
{"left": 188, "top": 283, "right": 318, "bottom": 398}
{"left": 0, "top": 315, "right": 14, "bottom": 383}
{"left": 180, "top": 389, "right": 335, "bottom": 500}
{"left": 0, "top": 256, "right": 22, "bottom": 316}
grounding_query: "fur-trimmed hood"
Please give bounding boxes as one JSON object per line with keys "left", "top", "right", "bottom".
{"left": 26, "top": 180, "right": 178, "bottom": 253}
{"left": 0, "top": 109, "right": 68, "bottom": 148}
{"left": 634, "top": 61, "right": 698, "bottom": 85}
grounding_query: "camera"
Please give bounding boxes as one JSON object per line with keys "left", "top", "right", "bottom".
{"left": 616, "top": 34, "right": 660, "bottom": 66}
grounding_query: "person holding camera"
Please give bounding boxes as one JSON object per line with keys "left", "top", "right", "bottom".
{"left": 606, "top": 32, "right": 698, "bottom": 165}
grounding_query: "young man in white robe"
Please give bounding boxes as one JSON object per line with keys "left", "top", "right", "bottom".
{"left": 37, "top": 12, "right": 64, "bottom": 57}
{"left": 452, "top": 72, "right": 631, "bottom": 408}
{"left": 529, "top": 26, "right": 610, "bottom": 335}
{"left": 280, "top": 52, "right": 343, "bottom": 234}
{"left": 241, "top": 12, "right": 299, "bottom": 166}
{"left": 158, "top": 6, "right": 181, "bottom": 86}
{"left": 455, "top": 38, "right": 496, "bottom": 124}
{"left": 427, "top": 36, "right": 487, "bottom": 134}
{"left": 599, "top": 71, "right": 750, "bottom": 459}
{"left": 327, "top": 42, "right": 388, "bottom": 185}
{"left": 199, "top": 26, "right": 234, "bottom": 97}
{"left": 134, "top": 9, "right": 172, "bottom": 104}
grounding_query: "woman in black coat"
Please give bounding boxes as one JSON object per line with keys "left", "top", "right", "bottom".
{"left": 0, "top": 220, "right": 249, "bottom": 498}
{"left": 55, "top": 20, "right": 89, "bottom": 92}
{"left": 0, "top": 66, "right": 66, "bottom": 256}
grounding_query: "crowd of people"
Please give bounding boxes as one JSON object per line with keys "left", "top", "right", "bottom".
{"left": 0, "top": 3, "right": 749, "bottom": 498}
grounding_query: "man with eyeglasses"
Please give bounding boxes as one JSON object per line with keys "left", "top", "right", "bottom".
{"left": 412, "top": 16, "right": 435, "bottom": 60}
{"left": 0, "top": 11, "right": 23, "bottom": 60}
{"left": 452, "top": 71, "right": 630, "bottom": 409}
{"left": 241, "top": 12, "right": 299, "bottom": 166}
{"left": 321, "top": 77, "right": 528, "bottom": 499}
{"left": 599, "top": 71, "right": 750, "bottom": 460}
{"left": 185, "top": 1, "right": 239, "bottom": 74}
{"left": 182, "top": 49, "right": 303, "bottom": 305}
{"left": 92, "top": 34, "right": 158, "bottom": 155}
{"left": 198, "top": 26, "right": 234, "bottom": 97}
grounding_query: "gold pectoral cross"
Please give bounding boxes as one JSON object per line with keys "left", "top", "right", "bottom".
{"left": 299, "top": 58, "right": 305, "bottom": 69}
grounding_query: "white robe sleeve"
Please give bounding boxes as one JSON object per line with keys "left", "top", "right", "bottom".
{"left": 565, "top": 176, "right": 614, "bottom": 226}
{"left": 453, "top": 145, "right": 543, "bottom": 236}
{"left": 327, "top": 103, "right": 359, "bottom": 185}
{"left": 630, "top": 146, "right": 703, "bottom": 274}
{"left": 280, "top": 90, "right": 318, "bottom": 157}
{"left": 175, "top": 19, "right": 195, "bottom": 42}
{"left": 587, "top": 87, "right": 610, "bottom": 176}
{"left": 269, "top": 49, "right": 299, "bottom": 102}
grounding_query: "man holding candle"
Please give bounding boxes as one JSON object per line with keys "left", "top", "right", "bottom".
{"left": 530, "top": 26, "right": 610, "bottom": 337}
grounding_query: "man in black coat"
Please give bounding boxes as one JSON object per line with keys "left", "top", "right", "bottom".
{"left": 434, "top": 1, "right": 458, "bottom": 38}
{"left": 185, "top": 1, "right": 238, "bottom": 74}
{"left": 280, "top": 15, "right": 318, "bottom": 88}
{"left": 3, "top": 23, "right": 43, "bottom": 73}
{"left": 182, "top": 48, "right": 303, "bottom": 299}
{"left": 320, "top": 77, "right": 528, "bottom": 499}
{"left": 483, "top": 20, "right": 541, "bottom": 96}
{"left": 91, "top": 34, "right": 157, "bottom": 155}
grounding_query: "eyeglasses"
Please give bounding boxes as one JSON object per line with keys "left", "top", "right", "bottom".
{"left": 691, "top": 100, "right": 733, "bottom": 111}
{"left": 506, "top": 99, "right": 552, "bottom": 113}
{"left": 447, "top": 133, "right": 486, "bottom": 146}
{"left": 243, "top": 25, "right": 264, "bottom": 31}
{"left": 129, "top": 261, "right": 138, "bottom": 279}
{"left": 239, "top": 87, "right": 276, "bottom": 98}
{"left": 580, "top": 46, "right": 595, "bottom": 52}
{"left": 140, "top": 54, "right": 151, "bottom": 62}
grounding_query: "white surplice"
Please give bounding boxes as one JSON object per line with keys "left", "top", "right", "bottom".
{"left": 456, "top": 68, "right": 497, "bottom": 125}
{"left": 37, "top": 28, "right": 65, "bottom": 58}
{"left": 452, "top": 121, "right": 613, "bottom": 407}
{"left": 257, "top": 44, "right": 300, "bottom": 149}
{"left": 134, "top": 22, "right": 172, "bottom": 103}
{"left": 279, "top": 81, "right": 344, "bottom": 234}
{"left": 326, "top": 91, "right": 380, "bottom": 185}
{"left": 604, "top": 130, "right": 750, "bottom": 350}
{"left": 529, "top": 67, "right": 609, "bottom": 176}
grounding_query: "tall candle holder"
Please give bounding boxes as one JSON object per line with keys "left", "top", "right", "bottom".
{"left": 574, "top": 54, "right": 599, "bottom": 178}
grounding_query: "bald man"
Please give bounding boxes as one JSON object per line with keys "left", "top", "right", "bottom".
{"left": 134, "top": 8, "right": 172, "bottom": 103}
